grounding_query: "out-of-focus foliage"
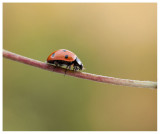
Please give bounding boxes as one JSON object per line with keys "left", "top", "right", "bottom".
{"left": 3, "top": 3, "right": 157, "bottom": 131}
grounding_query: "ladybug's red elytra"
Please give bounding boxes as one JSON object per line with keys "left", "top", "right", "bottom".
{"left": 47, "top": 49, "right": 83, "bottom": 71}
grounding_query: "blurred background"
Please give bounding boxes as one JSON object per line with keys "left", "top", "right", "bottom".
{"left": 3, "top": 3, "right": 157, "bottom": 131}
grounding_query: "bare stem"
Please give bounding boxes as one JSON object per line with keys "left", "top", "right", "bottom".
{"left": 3, "top": 49, "right": 157, "bottom": 89}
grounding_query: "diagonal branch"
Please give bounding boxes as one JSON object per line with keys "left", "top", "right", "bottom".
{"left": 3, "top": 49, "right": 157, "bottom": 89}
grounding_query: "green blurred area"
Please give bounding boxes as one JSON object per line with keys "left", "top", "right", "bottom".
{"left": 3, "top": 3, "right": 157, "bottom": 131}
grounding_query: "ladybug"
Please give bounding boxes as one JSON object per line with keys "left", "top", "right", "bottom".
{"left": 47, "top": 49, "right": 83, "bottom": 71}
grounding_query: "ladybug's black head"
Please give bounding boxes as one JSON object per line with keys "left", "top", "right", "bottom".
{"left": 79, "top": 64, "right": 83, "bottom": 70}
{"left": 75, "top": 57, "right": 83, "bottom": 70}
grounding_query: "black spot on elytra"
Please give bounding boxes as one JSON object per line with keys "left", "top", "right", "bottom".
{"left": 52, "top": 53, "right": 55, "bottom": 57}
{"left": 65, "top": 55, "right": 68, "bottom": 59}
{"left": 63, "top": 50, "right": 67, "bottom": 52}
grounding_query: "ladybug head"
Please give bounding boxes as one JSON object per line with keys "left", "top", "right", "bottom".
{"left": 75, "top": 57, "right": 83, "bottom": 70}
{"left": 79, "top": 63, "right": 83, "bottom": 70}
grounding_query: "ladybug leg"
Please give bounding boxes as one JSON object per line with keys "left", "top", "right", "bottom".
{"left": 65, "top": 63, "right": 72, "bottom": 74}
{"left": 54, "top": 61, "right": 58, "bottom": 67}
{"left": 58, "top": 64, "right": 62, "bottom": 68}
{"left": 73, "top": 66, "right": 77, "bottom": 71}
{"left": 77, "top": 66, "right": 80, "bottom": 70}
{"left": 68, "top": 65, "right": 71, "bottom": 70}
{"left": 64, "top": 65, "right": 69, "bottom": 74}
{"left": 66, "top": 65, "right": 69, "bottom": 70}
{"left": 53, "top": 62, "right": 57, "bottom": 69}
{"left": 75, "top": 66, "right": 79, "bottom": 71}
{"left": 54, "top": 61, "right": 61, "bottom": 69}
{"left": 76, "top": 66, "right": 78, "bottom": 71}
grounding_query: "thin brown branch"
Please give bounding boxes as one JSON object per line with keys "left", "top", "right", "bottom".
{"left": 3, "top": 49, "right": 157, "bottom": 89}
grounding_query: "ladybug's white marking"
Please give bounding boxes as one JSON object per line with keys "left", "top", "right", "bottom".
{"left": 76, "top": 58, "right": 82, "bottom": 65}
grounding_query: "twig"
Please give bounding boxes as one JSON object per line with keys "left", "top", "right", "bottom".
{"left": 3, "top": 49, "right": 157, "bottom": 89}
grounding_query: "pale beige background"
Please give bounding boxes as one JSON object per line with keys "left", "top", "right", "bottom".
{"left": 3, "top": 3, "right": 157, "bottom": 131}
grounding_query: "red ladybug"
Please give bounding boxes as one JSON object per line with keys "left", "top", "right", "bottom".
{"left": 47, "top": 49, "right": 83, "bottom": 71}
